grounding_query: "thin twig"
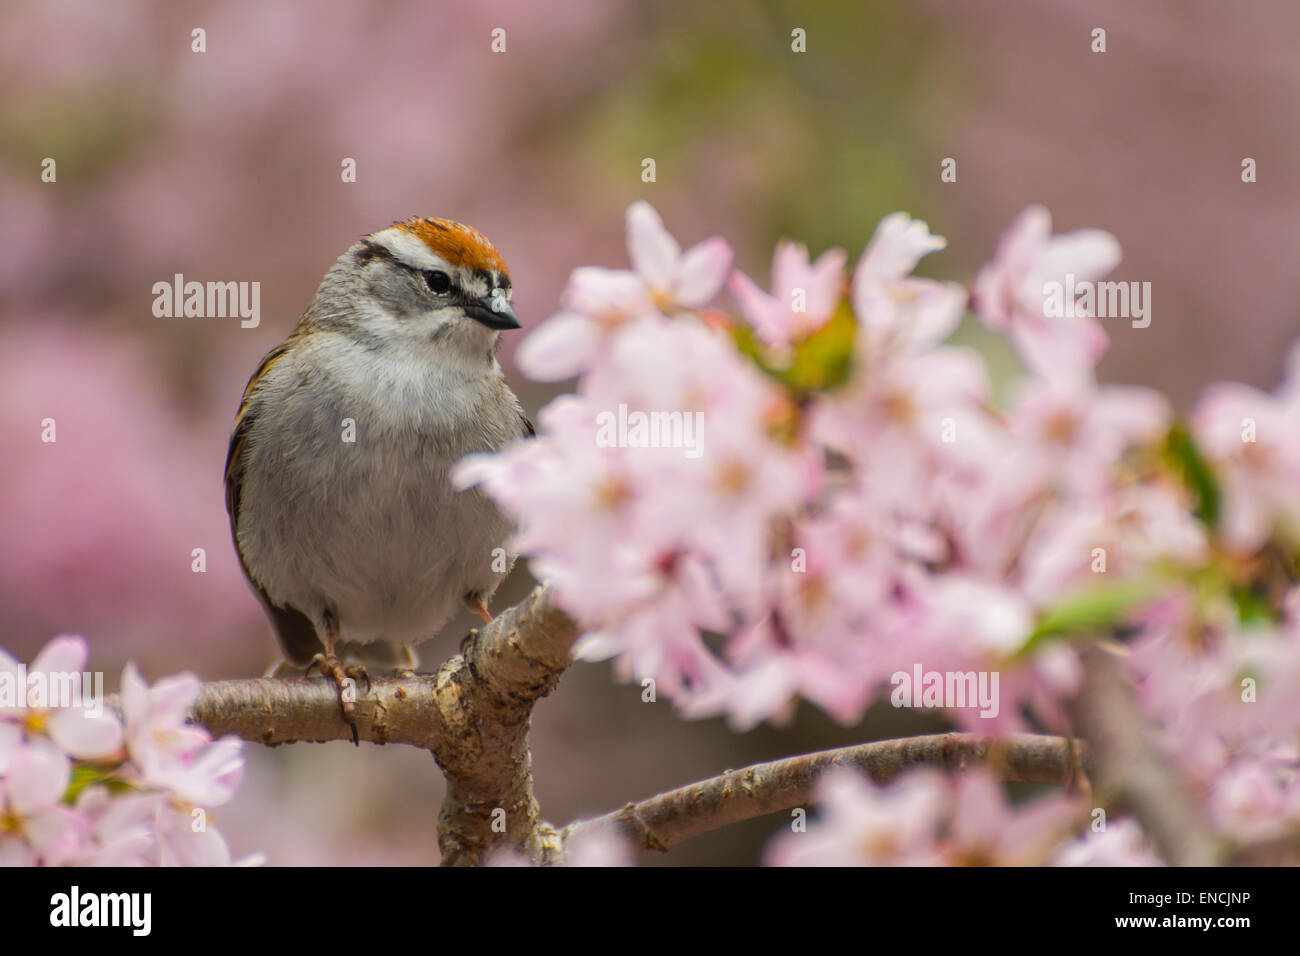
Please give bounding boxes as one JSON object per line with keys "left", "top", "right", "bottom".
{"left": 560, "top": 732, "right": 1087, "bottom": 858}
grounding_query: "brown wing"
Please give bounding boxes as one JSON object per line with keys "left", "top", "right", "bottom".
{"left": 225, "top": 341, "right": 323, "bottom": 664}
{"left": 224, "top": 340, "right": 292, "bottom": 519}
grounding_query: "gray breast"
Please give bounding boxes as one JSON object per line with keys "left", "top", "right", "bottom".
{"left": 236, "top": 342, "right": 521, "bottom": 646}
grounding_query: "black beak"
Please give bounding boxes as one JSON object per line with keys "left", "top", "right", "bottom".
{"left": 463, "top": 297, "right": 521, "bottom": 331}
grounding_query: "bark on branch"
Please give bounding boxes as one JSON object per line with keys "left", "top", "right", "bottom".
{"left": 189, "top": 583, "right": 581, "bottom": 865}
{"left": 560, "top": 732, "right": 1087, "bottom": 858}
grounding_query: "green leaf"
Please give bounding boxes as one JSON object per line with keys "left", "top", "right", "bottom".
{"left": 731, "top": 298, "right": 857, "bottom": 397}
{"left": 731, "top": 322, "right": 768, "bottom": 368}
{"left": 1016, "top": 578, "right": 1162, "bottom": 658}
{"left": 785, "top": 300, "right": 856, "bottom": 393}
{"left": 64, "top": 764, "right": 133, "bottom": 804}
{"left": 1162, "top": 423, "right": 1221, "bottom": 527}
{"left": 1232, "top": 584, "right": 1279, "bottom": 627}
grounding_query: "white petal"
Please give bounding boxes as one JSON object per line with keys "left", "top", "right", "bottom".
{"left": 857, "top": 212, "right": 947, "bottom": 284}
{"left": 516, "top": 312, "right": 602, "bottom": 382}
{"left": 119, "top": 663, "right": 149, "bottom": 730}
{"left": 6, "top": 740, "right": 70, "bottom": 816}
{"left": 675, "top": 237, "right": 733, "bottom": 307}
{"left": 29, "top": 635, "right": 87, "bottom": 679}
{"left": 48, "top": 707, "right": 124, "bottom": 760}
{"left": 1093, "top": 385, "right": 1171, "bottom": 443}
{"left": 1030, "top": 229, "right": 1122, "bottom": 284}
{"left": 898, "top": 280, "right": 967, "bottom": 352}
{"left": 728, "top": 271, "right": 787, "bottom": 349}
{"left": 562, "top": 267, "right": 647, "bottom": 313}
{"left": 996, "top": 204, "right": 1052, "bottom": 276}
{"left": 0, "top": 722, "right": 21, "bottom": 774}
{"left": 1012, "top": 320, "right": 1102, "bottom": 384}
{"left": 626, "top": 201, "right": 681, "bottom": 290}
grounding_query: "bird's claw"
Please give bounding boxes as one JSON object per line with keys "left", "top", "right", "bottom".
{"left": 306, "top": 653, "right": 369, "bottom": 745}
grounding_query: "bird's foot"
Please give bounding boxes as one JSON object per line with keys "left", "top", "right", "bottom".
{"left": 306, "top": 654, "right": 370, "bottom": 745}
{"left": 468, "top": 598, "right": 493, "bottom": 625}
{"left": 459, "top": 628, "right": 479, "bottom": 656}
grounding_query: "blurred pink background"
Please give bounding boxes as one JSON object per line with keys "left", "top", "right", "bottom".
{"left": 2, "top": 0, "right": 1297, "bottom": 864}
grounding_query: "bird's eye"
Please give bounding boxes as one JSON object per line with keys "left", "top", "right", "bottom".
{"left": 424, "top": 270, "right": 452, "bottom": 294}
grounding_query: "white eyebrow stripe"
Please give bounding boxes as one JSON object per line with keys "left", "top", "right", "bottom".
{"left": 371, "top": 228, "right": 448, "bottom": 272}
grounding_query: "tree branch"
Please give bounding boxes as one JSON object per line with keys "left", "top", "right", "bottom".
{"left": 432, "top": 583, "right": 578, "bottom": 864}
{"left": 191, "top": 673, "right": 444, "bottom": 749}
{"left": 1070, "top": 643, "right": 1224, "bottom": 866}
{"left": 188, "top": 583, "right": 581, "bottom": 865}
{"left": 560, "top": 732, "right": 1087, "bottom": 858}
{"left": 186, "top": 588, "right": 1143, "bottom": 867}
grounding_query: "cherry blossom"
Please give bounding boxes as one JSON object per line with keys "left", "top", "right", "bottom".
{"left": 943, "top": 768, "right": 1078, "bottom": 865}
{"left": 0, "top": 739, "right": 87, "bottom": 866}
{"left": 1001, "top": 372, "right": 1170, "bottom": 497}
{"left": 468, "top": 201, "right": 1300, "bottom": 861}
{"left": 1191, "top": 343, "right": 1300, "bottom": 552}
{"left": 729, "top": 240, "right": 847, "bottom": 352}
{"left": 517, "top": 202, "right": 732, "bottom": 381}
{"left": 972, "top": 204, "right": 1121, "bottom": 377}
{"left": 0, "top": 635, "right": 123, "bottom": 764}
{"left": 120, "top": 665, "right": 218, "bottom": 781}
{"left": 1053, "top": 818, "right": 1165, "bottom": 867}
{"left": 765, "top": 766, "right": 1078, "bottom": 866}
{"left": 0, "top": 640, "right": 251, "bottom": 867}
{"left": 852, "top": 212, "right": 966, "bottom": 358}
{"left": 764, "top": 767, "right": 949, "bottom": 866}
{"left": 626, "top": 201, "right": 735, "bottom": 311}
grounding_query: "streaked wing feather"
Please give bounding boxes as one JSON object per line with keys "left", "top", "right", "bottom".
{"left": 224, "top": 340, "right": 322, "bottom": 664}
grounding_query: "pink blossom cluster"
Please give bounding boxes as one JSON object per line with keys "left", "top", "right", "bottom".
{"left": 0, "top": 636, "right": 250, "bottom": 865}
{"left": 764, "top": 765, "right": 1161, "bottom": 867}
{"left": 458, "top": 202, "right": 1300, "bottom": 861}
{"left": 1126, "top": 589, "right": 1300, "bottom": 845}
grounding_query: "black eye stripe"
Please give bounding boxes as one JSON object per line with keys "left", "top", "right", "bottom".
{"left": 355, "top": 240, "right": 398, "bottom": 266}
{"left": 356, "top": 244, "right": 475, "bottom": 299}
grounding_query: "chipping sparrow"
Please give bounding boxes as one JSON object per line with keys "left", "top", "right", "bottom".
{"left": 224, "top": 218, "right": 532, "bottom": 729}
